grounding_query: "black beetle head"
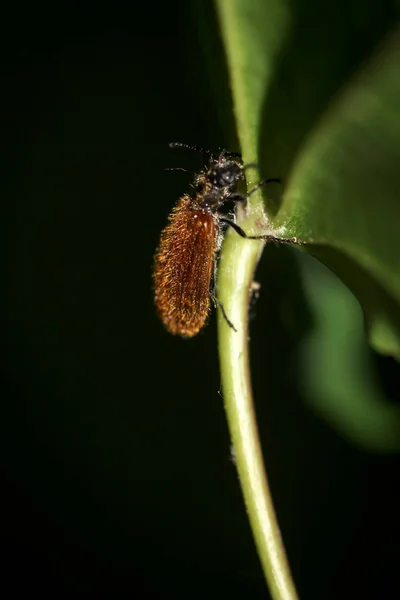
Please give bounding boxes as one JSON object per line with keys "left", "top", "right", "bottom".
{"left": 209, "top": 160, "right": 244, "bottom": 189}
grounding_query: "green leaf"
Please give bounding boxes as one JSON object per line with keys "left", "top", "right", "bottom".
{"left": 279, "top": 30, "right": 400, "bottom": 358}
{"left": 217, "top": 0, "right": 400, "bottom": 359}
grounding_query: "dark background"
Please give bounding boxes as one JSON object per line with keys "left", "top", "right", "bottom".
{"left": 2, "top": 2, "right": 399, "bottom": 597}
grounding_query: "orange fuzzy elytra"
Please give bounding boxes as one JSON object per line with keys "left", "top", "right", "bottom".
{"left": 153, "top": 193, "right": 220, "bottom": 337}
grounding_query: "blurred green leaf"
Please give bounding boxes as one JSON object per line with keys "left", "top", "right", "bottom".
{"left": 298, "top": 253, "right": 400, "bottom": 452}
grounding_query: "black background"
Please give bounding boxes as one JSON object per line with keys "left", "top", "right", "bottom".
{"left": 2, "top": 2, "right": 399, "bottom": 597}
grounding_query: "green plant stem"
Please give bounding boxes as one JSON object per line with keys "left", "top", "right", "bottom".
{"left": 217, "top": 216, "right": 299, "bottom": 600}
{"left": 216, "top": 0, "right": 299, "bottom": 596}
